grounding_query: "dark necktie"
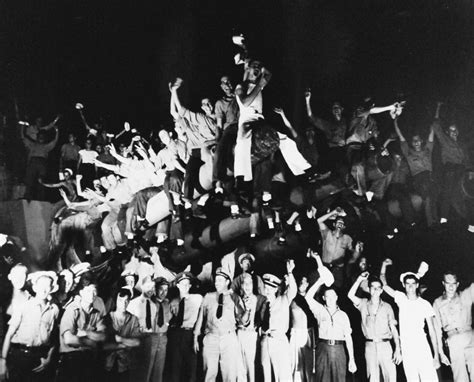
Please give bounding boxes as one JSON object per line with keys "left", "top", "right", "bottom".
{"left": 262, "top": 301, "right": 271, "bottom": 332}
{"left": 146, "top": 299, "right": 152, "bottom": 330}
{"left": 157, "top": 301, "right": 164, "bottom": 327}
{"left": 216, "top": 293, "right": 224, "bottom": 319}
{"left": 176, "top": 298, "right": 185, "bottom": 327}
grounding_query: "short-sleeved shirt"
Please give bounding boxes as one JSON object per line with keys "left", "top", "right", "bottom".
{"left": 179, "top": 109, "right": 217, "bottom": 149}
{"left": 309, "top": 116, "right": 347, "bottom": 147}
{"left": 10, "top": 299, "right": 59, "bottom": 347}
{"left": 60, "top": 143, "right": 81, "bottom": 162}
{"left": 306, "top": 299, "right": 352, "bottom": 340}
{"left": 264, "top": 291, "right": 296, "bottom": 335}
{"left": 433, "top": 283, "right": 474, "bottom": 333}
{"left": 59, "top": 299, "right": 106, "bottom": 353}
{"left": 400, "top": 141, "right": 433, "bottom": 176}
{"left": 127, "top": 296, "right": 171, "bottom": 334}
{"left": 432, "top": 120, "right": 468, "bottom": 165}
{"left": 394, "top": 291, "right": 435, "bottom": 341}
{"left": 320, "top": 227, "right": 353, "bottom": 264}
{"left": 215, "top": 96, "right": 239, "bottom": 130}
{"left": 23, "top": 139, "right": 57, "bottom": 160}
{"left": 170, "top": 294, "right": 203, "bottom": 329}
{"left": 346, "top": 115, "right": 378, "bottom": 144}
{"left": 78, "top": 149, "right": 98, "bottom": 164}
{"left": 354, "top": 298, "right": 396, "bottom": 340}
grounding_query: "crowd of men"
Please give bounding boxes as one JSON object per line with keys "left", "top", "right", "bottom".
{"left": 0, "top": 34, "right": 473, "bottom": 381}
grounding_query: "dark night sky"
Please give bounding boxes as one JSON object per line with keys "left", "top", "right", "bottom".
{"left": 1, "top": 0, "right": 474, "bottom": 136}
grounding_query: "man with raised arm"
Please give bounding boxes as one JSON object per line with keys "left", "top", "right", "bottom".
{"left": 433, "top": 271, "right": 474, "bottom": 381}
{"left": 380, "top": 259, "right": 448, "bottom": 381}
{"left": 305, "top": 251, "right": 357, "bottom": 381}
{"left": 317, "top": 208, "right": 362, "bottom": 289}
{"left": 348, "top": 272, "right": 401, "bottom": 381}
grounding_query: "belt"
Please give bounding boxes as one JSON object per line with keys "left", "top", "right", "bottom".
{"left": 446, "top": 327, "right": 472, "bottom": 337}
{"left": 323, "top": 262, "right": 344, "bottom": 269}
{"left": 10, "top": 343, "right": 49, "bottom": 353}
{"left": 319, "top": 339, "right": 344, "bottom": 346}
{"left": 365, "top": 338, "right": 391, "bottom": 343}
{"left": 238, "top": 327, "right": 256, "bottom": 333}
{"left": 262, "top": 330, "right": 286, "bottom": 338}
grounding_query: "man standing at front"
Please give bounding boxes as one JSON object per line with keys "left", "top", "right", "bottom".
{"left": 433, "top": 271, "right": 474, "bottom": 381}
{"left": 193, "top": 267, "right": 243, "bottom": 382}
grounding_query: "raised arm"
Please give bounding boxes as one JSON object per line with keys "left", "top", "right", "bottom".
{"left": 235, "top": 67, "right": 271, "bottom": 107}
{"left": 347, "top": 271, "right": 368, "bottom": 306}
{"left": 41, "top": 115, "right": 61, "bottom": 131}
{"left": 274, "top": 108, "right": 298, "bottom": 139}
{"left": 285, "top": 259, "right": 297, "bottom": 301}
{"left": 317, "top": 209, "right": 340, "bottom": 231}
{"left": 380, "top": 258, "right": 396, "bottom": 298}
{"left": 369, "top": 103, "right": 397, "bottom": 115}
{"left": 44, "top": 126, "right": 59, "bottom": 152}
{"left": 393, "top": 118, "right": 406, "bottom": 142}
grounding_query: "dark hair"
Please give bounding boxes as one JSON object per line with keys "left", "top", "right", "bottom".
{"left": 72, "top": 272, "right": 96, "bottom": 296}
{"left": 118, "top": 288, "right": 132, "bottom": 299}
{"left": 402, "top": 274, "right": 419, "bottom": 284}
{"left": 442, "top": 271, "right": 458, "bottom": 281}
{"left": 368, "top": 276, "right": 383, "bottom": 288}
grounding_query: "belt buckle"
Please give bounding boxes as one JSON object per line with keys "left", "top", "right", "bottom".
{"left": 328, "top": 339, "right": 335, "bottom": 346}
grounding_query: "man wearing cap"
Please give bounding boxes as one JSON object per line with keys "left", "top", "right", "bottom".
{"left": 317, "top": 208, "right": 363, "bottom": 289}
{"left": 57, "top": 274, "right": 106, "bottom": 382}
{"left": 127, "top": 276, "right": 171, "bottom": 382}
{"left": 193, "top": 267, "right": 245, "bottom": 382}
{"left": 231, "top": 253, "right": 264, "bottom": 296}
{"left": 433, "top": 271, "right": 474, "bottom": 382}
{"left": 305, "top": 252, "right": 357, "bottom": 381}
{"left": 258, "top": 259, "right": 297, "bottom": 381}
{"left": 1, "top": 271, "right": 59, "bottom": 382}
{"left": 168, "top": 271, "right": 203, "bottom": 382}
{"left": 348, "top": 273, "right": 401, "bottom": 382}
{"left": 380, "top": 259, "right": 445, "bottom": 382}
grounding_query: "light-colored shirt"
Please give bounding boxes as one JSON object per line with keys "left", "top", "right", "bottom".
{"left": 320, "top": 227, "right": 353, "bottom": 264}
{"left": 59, "top": 299, "right": 106, "bottom": 353}
{"left": 394, "top": 291, "right": 435, "bottom": 341}
{"left": 78, "top": 149, "right": 98, "bottom": 164}
{"left": 307, "top": 299, "right": 352, "bottom": 340}
{"left": 236, "top": 83, "right": 263, "bottom": 127}
{"left": 239, "top": 294, "right": 258, "bottom": 330}
{"left": 127, "top": 295, "right": 171, "bottom": 334}
{"left": 179, "top": 109, "right": 217, "bottom": 150}
{"left": 265, "top": 277, "right": 297, "bottom": 334}
{"left": 433, "top": 283, "right": 474, "bottom": 333}
{"left": 215, "top": 96, "right": 239, "bottom": 130}
{"left": 170, "top": 294, "right": 203, "bottom": 329}
{"left": 10, "top": 299, "right": 59, "bottom": 347}
{"left": 354, "top": 298, "right": 395, "bottom": 340}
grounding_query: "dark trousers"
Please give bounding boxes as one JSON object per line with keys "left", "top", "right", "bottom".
{"left": 167, "top": 328, "right": 197, "bottom": 382}
{"left": 78, "top": 163, "right": 96, "bottom": 190}
{"left": 440, "top": 162, "right": 466, "bottom": 220}
{"left": 7, "top": 345, "right": 51, "bottom": 382}
{"left": 164, "top": 170, "right": 184, "bottom": 211}
{"left": 385, "top": 183, "right": 416, "bottom": 226}
{"left": 315, "top": 342, "right": 346, "bottom": 382}
{"left": 56, "top": 351, "right": 100, "bottom": 382}
{"left": 25, "top": 157, "right": 47, "bottom": 200}
{"left": 213, "top": 123, "right": 238, "bottom": 183}
{"left": 183, "top": 149, "right": 204, "bottom": 200}
{"left": 412, "top": 171, "right": 438, "bottom": 226}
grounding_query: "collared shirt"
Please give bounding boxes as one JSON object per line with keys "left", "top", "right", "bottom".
{"left": 215, "top": 96, "right": 239, "bottom": 130}
{"left": 10, "top": 299, "right": 59, "bottom": 347}
{"left": 127, "top": 296, "right": 171, "bottom": 334}
{"left": 309, "top": 115, "right": 347, "bottom": 147}
{"left": 320, "top": 227, "right": 353, "bottom": 264}
{"left": 170, "top": 294, "right": 203, "bottom": 329}
{"left": 23, "top": 137, "right": 57, "bottom": 160}
{"left": 231, "top": 272, "right": 265, "bottom": 296}
{"left": 394, "top": 291, "right": 435, "bottom": 341}
{"left": 194, "top": 291, "right": 243, "bottom": 336}
{"left": 238, "top": 294, "right": 258, "bottom": 330}
{"left": 346, "top": 115, "right": 378, "bottom": 144}
{"left": 306, "top": 300, "right": 351, "bottom": 340}
{"left": 178, "top": 109, "right": 217, "bottom": 150}
{"left": 59, "top": 299, "right": 106, "bottom": 353}
{"left": 400, "top": 141, "right": 433, "bottom": 176}
{"left": 60, "top": 143, "right": 81, "bottom": 162}
{"left": 154, "top": 140, "right": 188, "bottom": 172}
{"left": 432, "top": 120, "right": 468, "bottom": 165}
{"left": 433, "top": 283, "right": 474, "bottom": 333}
{"left": 263, "top": 278, "right": 297, "bottom": 334}
{"left": 354, "top": 298, "right": 395, "bottom": 340}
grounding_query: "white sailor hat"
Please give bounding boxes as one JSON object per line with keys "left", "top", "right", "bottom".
{"left": 262, "top": 274, "right": 281, "bottom": 288}
{"left": 238, "top": 253, "right": 255, "bottom": 265}
{"left": 215, "top": 267, "right": 231, "bottom": 282}
{"left": 175, "top": 271, "right": 194, "bottom": 284}
{"left": 399, "top": 261, "right": 429, "bottom": 284}
{"left": 28, "top": 271, "right": 59, "bottom": 293}
{"left": 63, "top": 168, "right": 73, "bottom": 176}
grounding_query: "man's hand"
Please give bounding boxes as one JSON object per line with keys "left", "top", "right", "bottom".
{"left": 359, "top": 271, "right": 369, "bottom": 281}
{"left": 169, "top": 78, "right": 183, "bottom": 92}
{"left": 0, "top": 358, "right": 8, "bottom": 381}
{"left": 32, "top": 357, "right": 51, "bottom": 373}
{"left": 392, "top": 347, "right": 402, "bottom": 365}
{"left": 439, "top": 351, "right": 450, "bottom": 366}
{"left": 107, "top": 144, "right": 116, "bottom": 156}
{"left": 286, "top": 259, "right": 295, "bottom": 274}
{"left": 382, "top": 258, "right": 393, "bottom": 267}
{"left": 273, "top": 107, "right": 285, "bottom": 116}
{"left": 348, "top": 359, "right": 357, "bottom": 373}
{"left": 355, "top": 241, "right": 364, "bottom": 253}
{"left": 304, "top": 88, "right": 311, "bottom": 101}
{"left": 124, "top": 122, "right": 131, "bottom": 132}
{"left": 193, "top": 336, "right": 200, "bottom": 353}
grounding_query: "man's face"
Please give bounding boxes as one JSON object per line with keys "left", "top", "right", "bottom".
{"left": 247, "top": 61, "right": 262, "bottom": 83}
{"left": 9, "top": 267, "right": 27, "bottom": 289}
{"left": 95, "top": 144, "right": 103, "bottom": 154}
{"left": 403, "top": 278, "right": 419, "bottom": 296}
{"left": 448, "top": 125, "right": 458, "bottom": 141}
{"left": 156, "top": 284, "right": 169, "bottom": 301}
{"left": 242, "top": 275, "right": 253, "bottom": 296}
{"left": 37, "top": 132, "right": 46, "bottom": 144}
{"left": 335, "top": 219, "right": 345, "bottom": 231}
{"left": 142, "top": 278, "right": 155, "bottom": 298}
{"left": 85, "top": 140, "right": 93, "bottom": 150}
{"left": 369, "top": 281, "right": 383, "bottom": 299}
{"left": 125, "top": 275, "right": 136, "bottom": 288}
{"left": 264, "top": 284, "right": 278, "bottom": 299}
{"left": 411, "top": 136, "right": 422, "bottom": 151}
{"left": 298, "top": 277, "right": 309, "bottom": 294}
{"left": 324, "top": 289, "right": 338, "bottom": 308}
{"left": 201, "top": 98, "right": 214, "bottom": 116}
{"left": 177, "top": 279, "right": 191, "bottom": 295}
{"left": 116, "top": 294, "right": 130, "bottom": 311}
{"left": 80, "top": 285, "right": 97, "bottom": 305}
{"left": 442, "top": 274, "right": 459, "bottom": 298}
{"left": 220, "top": 76, "right": 233, "bottom": 96}
{"left": 332, "top": 104, "right": 343, "bottom": 121}
{"left": 33, "top": 276, "right": 53, "bottom": 300}
{"left": 214, "top": 275, "right": 229, "bottom": 293}
{"left": 158, "top": 130, "right": 171, "bottom": 146}
{"left": 240, "top": 259, "right": 252, "bottom": 273}
{"left": 359, "top": 257, "right": 368, "bottom": 272}
{"left": 107, "top": 174, "right": 117, "bottom": 187}
{"left": 68, "top": 134, "right": 76, "bottom": 144}
{"left": 100, "top": 176, "right": 110, "bottom": 189}
{"left": 305, "top": 128, "right": 315, "bottom": 141}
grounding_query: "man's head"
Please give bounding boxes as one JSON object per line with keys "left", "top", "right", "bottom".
{"left": 31, "top": 272, "right": 57, "bottom": 300}
{"left": 214, "top": 268, "right": 231, "bottom": 293}
{"left": 141, "top": 275, "right": 156, "bottom": 298}
{"left": 78, "top": 279, "right": 98, "bottom": 306}
{"left": 116, "top": 288, "right": 132, "bottom": 312}
{"left": 368, "top": 277, "right": 383, "bottom": 299}
{"left": 100, "top": 175, "right": 110, "bottom": 190}
{"left": 246, "top": 60, "right": 263, "bottom": 83}
{"left": 402, "top": 274, "right": 419, "bottom": 297}
{"left": 201, "top": 98, "right": 214, "bottom": 117}
{"left": 332, "top": 102, "right": 343, "bottom": 121}
{"left": 393, "top": 153, "right": 403, "bottom": 167}
{"left": 304, "top": 125, "right": 316, "bottom": 142}
{"left": 298, "top": 276, "right": 309, "bottom": 295}
{"left": 37, "top": 131, "right": 47, "bottom": 144}
{"left": 158, "top": 129, "right": 171, "bottom": 147}
{"left": 176, "top": 272, "right": 193, "bottom": 296}
{"left": 411, "top": 135, "right": 423, "bottom": 152}
{"left": 107, "top": 174, "right": 118, "bottom": 187}
{"left": 63, "top": 168, "right": 73, "bottom": 180}
{"left": 263, "top": 274, "right": 281, "bottom": 299}
{"left": 155, "top": 277, "right": 169, "bottom": 301}
{"left": 442, "top": 272, "right": 459, "bottom": 298}
{"left": 334, "top": 216, "right": 346, "bottom": 232}
{"left": 85, "top": 138, "right": 93, "bottom": 150}
{"left": 220, "top": 76, "right": 234, "bottom": 96}
{"left": 35, "top": 117, "right": 43, "bottom": 127}
{"left": 358, "top": 257, "right": 368, "bottom": 272}
{"left": 8, "top": 263, "right": 28, "bottom": 290}
{"left": 95, "top": 144, "right": 103, "bottom": 154}
{"left": 322, "top": 287, "right": 338, "bottom": 309}
{"left": 241, "top": 273, "right": 254, "bottom": 297}
{"left": 123, "top": 272, "right": 138, "bottom": 289}
{"left": 238, "top": 253, "right": 255, "bottom": 273}
{"left": 447, "top": 124, "right": 459, "bottom": 141}
{"left": 68, "top": 133, "right": 76, "bottom": 144}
